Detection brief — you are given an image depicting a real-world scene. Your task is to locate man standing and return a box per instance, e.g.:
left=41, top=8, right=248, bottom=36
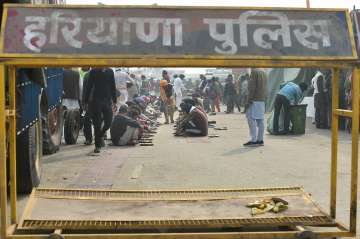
left=81, top=67, right=93, bottom=145
left=114, top=68, right=130, bottom=107
left=224, top=74, right=241, bottom=113
left=239, top=74, right=250, bottom=113
left=199, top=75, right=210, bottom=113
left=312, top=71, right=329, bottom=129
left=205, top=78, right=218, bottom=115
left=199, top=74, right=207, bottom=93
left=214, top=77, right=223, bottom=113
left=273, top=82, right=308, bottom=135
left=160, top=70, right=175, bottom=124
left=234, top=75, right=242, bottom=110
left=174, top=74, right=185, bottom=108
left=79, top=67, right=89, bottom=101
left=84, top=68, right=117, bottom=153
left=140, top=75, right=150, bottom=96
left=128, top=73, right=139, bottom=100
left=244, top=69, right=267, bottom=147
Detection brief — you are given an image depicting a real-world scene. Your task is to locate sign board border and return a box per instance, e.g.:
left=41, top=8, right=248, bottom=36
left=0, top=4, right=358, bottom=61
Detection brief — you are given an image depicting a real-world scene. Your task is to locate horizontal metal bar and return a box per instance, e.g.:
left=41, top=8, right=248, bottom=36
left=334, top=109, right=353, bottom=118
left=3, top=58, right=357, bottom=68
left=36, top=186, right=303, bottom=194
left=20, top=216, right=334, bottom=230
left=34, top=187, right=304, bottom=201
left=1, top=3, right=353, bottom=11
left=6, top=229, right=354, bottom=239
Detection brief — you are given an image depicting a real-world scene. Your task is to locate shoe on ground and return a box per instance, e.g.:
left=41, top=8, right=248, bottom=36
left=94, top=147, right=101, bottom=153
left=84, top=140, right=92, bottom=145
left=243, top=141, right=258, bottom=147
left=164, top=121, right=169, bottom=124
left=171, top=120, right=175, bottom=123
left=256, top=140, right=264, bottom=146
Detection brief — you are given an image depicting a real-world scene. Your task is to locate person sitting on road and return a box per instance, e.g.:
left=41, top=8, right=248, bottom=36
left=110, top=105, right=141, bottom=146
left=129, top=104, right=148, bottom=137
left=182, top=98, right=207, bottom=118
left=174, top=102, right=208, bottom=137
left=273, top=82, right=308, bottom=135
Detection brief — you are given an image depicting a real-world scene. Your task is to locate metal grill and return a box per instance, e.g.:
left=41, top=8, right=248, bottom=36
left=20, top=187, right=333, bottom=231
left=34, top=187, right=304, bottom=201
left=21, top=216, right=334, bottom=230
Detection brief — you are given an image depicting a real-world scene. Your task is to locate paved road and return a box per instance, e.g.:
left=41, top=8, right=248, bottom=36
left=13, top=112, right=360, bottom=235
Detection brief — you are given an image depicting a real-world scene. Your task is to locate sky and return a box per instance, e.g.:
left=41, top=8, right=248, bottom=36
left=66, top=0, right=358, bottom=9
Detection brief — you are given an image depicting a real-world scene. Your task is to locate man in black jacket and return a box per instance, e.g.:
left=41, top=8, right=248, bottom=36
left=84, top=68, right=117, bottom=153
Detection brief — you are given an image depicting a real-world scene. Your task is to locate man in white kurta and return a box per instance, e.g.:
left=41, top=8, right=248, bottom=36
left=114, top=69, right=130, bottom=107
left=174, top=74, right=185, bottom=108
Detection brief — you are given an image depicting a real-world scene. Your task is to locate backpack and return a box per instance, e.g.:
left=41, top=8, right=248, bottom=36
left=165, top=83, right=173, bottom=98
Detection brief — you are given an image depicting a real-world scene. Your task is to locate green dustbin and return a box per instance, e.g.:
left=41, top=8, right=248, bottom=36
left=289, top=104, right=307, bottom=135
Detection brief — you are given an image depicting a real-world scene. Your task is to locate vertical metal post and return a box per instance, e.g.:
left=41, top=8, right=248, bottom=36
left=9, top=66, right=17, bottom=224
left=0, top=64, right=8, bottom=239
left=306, top=0, right=311, bottom=8
left=330, top=68, right=339, bottom=219
left=350, top=67, right=359, bottom=233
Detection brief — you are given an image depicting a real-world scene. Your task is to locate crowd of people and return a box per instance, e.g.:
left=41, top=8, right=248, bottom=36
left=80, top=67, right=160, bottom=153
left=197, top=73, right=250, bottom=115
left=78, top=67, right=315, bottom=153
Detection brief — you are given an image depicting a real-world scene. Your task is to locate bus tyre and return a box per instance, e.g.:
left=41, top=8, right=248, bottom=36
left=64, top=109, right=80, bottom=145
left=16, top=120, right=42, bottom=194
left=42, top=105, right=63, bottom=155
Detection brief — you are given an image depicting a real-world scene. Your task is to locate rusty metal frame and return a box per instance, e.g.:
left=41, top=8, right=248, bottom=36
left=0, top=3, right=359, bottom=239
